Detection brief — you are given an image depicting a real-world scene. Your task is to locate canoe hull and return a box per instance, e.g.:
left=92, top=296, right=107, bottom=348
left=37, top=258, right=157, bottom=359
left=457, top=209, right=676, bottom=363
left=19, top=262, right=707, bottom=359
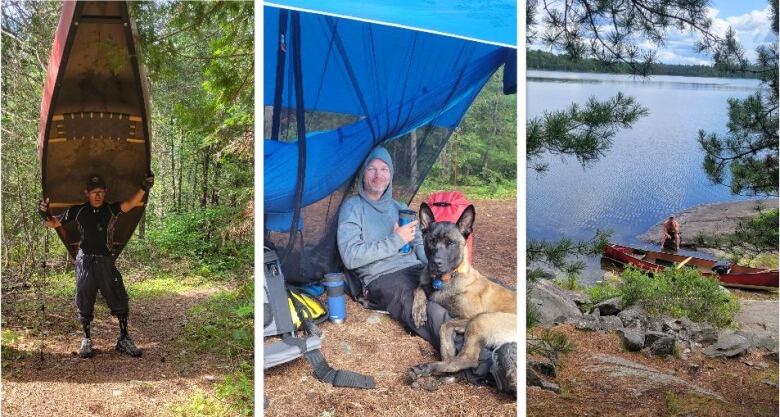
left=603, top=244, right=779, bottom=291
left=38, top=1, right=151, bottom=258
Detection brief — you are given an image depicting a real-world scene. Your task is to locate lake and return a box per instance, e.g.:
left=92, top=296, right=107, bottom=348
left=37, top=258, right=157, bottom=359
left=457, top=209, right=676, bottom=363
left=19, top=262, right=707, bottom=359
left=526, top=70, right=763, bottom=283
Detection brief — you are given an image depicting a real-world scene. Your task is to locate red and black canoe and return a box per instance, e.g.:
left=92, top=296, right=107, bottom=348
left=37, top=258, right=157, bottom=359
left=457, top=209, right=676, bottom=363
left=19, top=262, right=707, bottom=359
left=603, top=244, right=779, bottom=291
left=38, top=1, right=151, bottom=258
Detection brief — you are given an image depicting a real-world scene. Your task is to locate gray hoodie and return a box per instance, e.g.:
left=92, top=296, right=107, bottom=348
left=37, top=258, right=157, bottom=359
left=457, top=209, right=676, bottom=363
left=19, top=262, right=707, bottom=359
left=337, top=147, right=427, bottom=287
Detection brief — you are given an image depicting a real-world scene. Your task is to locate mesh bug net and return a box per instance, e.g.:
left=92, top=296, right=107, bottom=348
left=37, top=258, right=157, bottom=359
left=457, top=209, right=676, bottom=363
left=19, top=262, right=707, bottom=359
left=263, top=3, right=516, bottom=284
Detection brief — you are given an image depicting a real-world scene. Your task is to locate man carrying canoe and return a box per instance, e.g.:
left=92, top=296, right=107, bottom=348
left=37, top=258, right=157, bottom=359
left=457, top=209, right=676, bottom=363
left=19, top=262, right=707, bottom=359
left=38, top=174, right=153, bottom=358
left=660, top=215, right=681, bottom=251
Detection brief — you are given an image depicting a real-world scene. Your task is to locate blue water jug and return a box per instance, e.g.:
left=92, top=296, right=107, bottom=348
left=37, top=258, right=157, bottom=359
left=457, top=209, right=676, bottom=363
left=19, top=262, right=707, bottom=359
left=398, top=209, right=416, bottom=253
left=323, top=273, right=347, bottom=324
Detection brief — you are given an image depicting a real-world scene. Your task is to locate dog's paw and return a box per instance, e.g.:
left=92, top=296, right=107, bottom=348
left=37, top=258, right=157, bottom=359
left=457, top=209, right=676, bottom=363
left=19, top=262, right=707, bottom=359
left=407, top=364, right=432, bottom=383
left=411, top=289, right=427, bottom=328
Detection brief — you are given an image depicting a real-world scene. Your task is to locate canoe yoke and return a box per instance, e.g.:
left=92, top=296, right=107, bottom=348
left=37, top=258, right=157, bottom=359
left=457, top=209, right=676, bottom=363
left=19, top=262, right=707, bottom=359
left=48, top=112, right=144, bottom=144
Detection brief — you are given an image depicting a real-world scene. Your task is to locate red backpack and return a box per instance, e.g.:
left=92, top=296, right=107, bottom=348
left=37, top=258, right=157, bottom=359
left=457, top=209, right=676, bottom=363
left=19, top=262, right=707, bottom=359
left=425, top=191, right=474, bottom=263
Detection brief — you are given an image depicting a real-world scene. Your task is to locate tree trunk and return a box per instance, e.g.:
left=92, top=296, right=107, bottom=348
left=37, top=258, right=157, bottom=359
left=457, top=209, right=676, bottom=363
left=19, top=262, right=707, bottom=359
left=211, top=159, right=221, bottom=205
left=410, top=129, right=418, bottom=186
left=177, top=144, right=184, bottom=211
left=169, top=127, right=176, bottom=213
left=200, top=146, right=210, bottom=208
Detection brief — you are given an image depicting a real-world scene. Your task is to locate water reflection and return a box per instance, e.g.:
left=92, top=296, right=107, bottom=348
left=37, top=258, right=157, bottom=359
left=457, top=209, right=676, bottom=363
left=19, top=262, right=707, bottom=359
left=527, top=71, right=762, bottom=284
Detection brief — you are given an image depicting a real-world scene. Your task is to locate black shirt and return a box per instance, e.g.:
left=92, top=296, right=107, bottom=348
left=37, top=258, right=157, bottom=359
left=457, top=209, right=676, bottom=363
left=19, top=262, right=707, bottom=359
left=59, top=202, right=124, bottom=255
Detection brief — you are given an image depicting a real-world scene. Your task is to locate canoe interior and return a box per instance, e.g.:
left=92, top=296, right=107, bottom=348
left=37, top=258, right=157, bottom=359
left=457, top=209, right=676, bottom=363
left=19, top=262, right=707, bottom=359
left=604, top=245, right=778, bottom=290
left=41, top=1, right=151, bottom=258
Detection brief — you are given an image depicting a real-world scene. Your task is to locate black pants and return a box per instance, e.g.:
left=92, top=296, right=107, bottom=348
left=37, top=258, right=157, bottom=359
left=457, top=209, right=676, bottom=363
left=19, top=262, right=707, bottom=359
left=75, top=251, right=129, bottom=324
left=366, top=265, right=451, bottom=351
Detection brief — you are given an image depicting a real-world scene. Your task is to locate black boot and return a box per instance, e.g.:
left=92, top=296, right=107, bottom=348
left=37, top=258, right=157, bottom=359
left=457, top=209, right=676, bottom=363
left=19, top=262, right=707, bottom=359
left=115, top=314, right=141, bottom=357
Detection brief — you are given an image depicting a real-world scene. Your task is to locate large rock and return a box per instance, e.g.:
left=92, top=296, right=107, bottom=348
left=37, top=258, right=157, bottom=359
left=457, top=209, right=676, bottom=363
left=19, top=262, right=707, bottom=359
left=686, top=322, right=718, bottom=345
left=582, top=354, right=724, bottom=400
left=704, top=332, right=750, bottom=358
left=599, top=316, right=624, bottom=332
left=526, top=367, right=560, bottom=394
left=644, top=331, right=669, bottom=348
left=735, top=300, right=779, bottom=350
left=529, top=280, right=583, bottom=325
left=617, top=305, right=649, bottom=329
left=649, top=335, right=676, bottom=356
left=528, top=358, right=556, bottom=378
left=618, top=328, right=645, bottom=352
left=637, top=199, right=779, bottom=246
left=569, top=314, right=600, bottom=331
left=593, top=297, right=623, bottom=316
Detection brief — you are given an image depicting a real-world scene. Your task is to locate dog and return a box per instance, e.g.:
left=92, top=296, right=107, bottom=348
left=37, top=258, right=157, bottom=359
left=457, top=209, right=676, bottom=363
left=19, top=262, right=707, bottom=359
left=409, top=202, right=516, bottom=383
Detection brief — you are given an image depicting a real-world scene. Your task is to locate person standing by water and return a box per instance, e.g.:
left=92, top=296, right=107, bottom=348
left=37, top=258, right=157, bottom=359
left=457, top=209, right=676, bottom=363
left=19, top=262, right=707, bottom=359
left=660, top=215, right=681, bottom=251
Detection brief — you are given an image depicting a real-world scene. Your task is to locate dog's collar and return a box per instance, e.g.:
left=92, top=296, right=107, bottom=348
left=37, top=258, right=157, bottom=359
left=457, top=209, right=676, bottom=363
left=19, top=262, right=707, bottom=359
left=439, top=271, right=456, bottom=283
left=432, top=271, right=457, bottom=290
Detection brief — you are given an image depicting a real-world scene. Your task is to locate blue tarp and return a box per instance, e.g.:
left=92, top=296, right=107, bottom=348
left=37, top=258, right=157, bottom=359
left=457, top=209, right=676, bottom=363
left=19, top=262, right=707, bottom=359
left=264, top=3, right=516, bottom=232
left=264, top=0, right=517, bottom=47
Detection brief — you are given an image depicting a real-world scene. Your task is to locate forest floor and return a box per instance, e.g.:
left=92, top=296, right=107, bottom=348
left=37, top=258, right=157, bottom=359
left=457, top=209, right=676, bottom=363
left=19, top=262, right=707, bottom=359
left=526, top=321, right=779, bottom=417
left=1, top=254, right=252, bottom=417
left=264, top=198, right=518, bottom=417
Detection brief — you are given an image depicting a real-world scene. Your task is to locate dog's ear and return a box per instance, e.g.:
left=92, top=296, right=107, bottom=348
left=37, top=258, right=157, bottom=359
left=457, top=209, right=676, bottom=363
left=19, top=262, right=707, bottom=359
left=456, top=204, right=475, bottom=238
left=419, top=202, right=435, bottom=233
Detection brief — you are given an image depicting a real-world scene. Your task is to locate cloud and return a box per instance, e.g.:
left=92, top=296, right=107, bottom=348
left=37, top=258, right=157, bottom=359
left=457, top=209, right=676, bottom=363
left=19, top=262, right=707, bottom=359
left=529, top=5, right=777, bottom=66
left=657, top=5, right=775, bottom=64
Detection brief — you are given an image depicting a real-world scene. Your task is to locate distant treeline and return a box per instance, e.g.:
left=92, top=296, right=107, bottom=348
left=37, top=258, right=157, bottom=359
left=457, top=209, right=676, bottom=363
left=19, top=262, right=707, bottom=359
left=527, top=50, right=761, bottom=79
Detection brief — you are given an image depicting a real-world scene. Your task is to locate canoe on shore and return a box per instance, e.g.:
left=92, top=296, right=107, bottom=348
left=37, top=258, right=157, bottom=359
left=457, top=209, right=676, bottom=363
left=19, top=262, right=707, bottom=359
left=603, top=244, right=779, bottom=291
left=38, top=1, right=151, bottom=258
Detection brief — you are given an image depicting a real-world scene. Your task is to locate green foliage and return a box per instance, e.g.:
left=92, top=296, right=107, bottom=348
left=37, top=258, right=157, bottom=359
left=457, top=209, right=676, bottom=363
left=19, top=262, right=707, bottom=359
left=553, top=273, right=584, bottom=292
left=169, top=389, right=237, bottom=417
left=127, top=274, right=208, bottom=299
left=428, top=70, right=516, bottom=187
left=527, top=328, right=576, bottom=366
left=698, top=7, right=778, bottom=196
left=665, top=390, right=681, bottom=416
left=620, top=267, right=740, bottom=328
left=418, top=179, right=517, bottom=200
left=214, top=363, right=253, bottom=417
left=179, top=284, right=253, bottom=361
left=527, top=93, right=648, bottom=172
left=692, top=208, right=778, bottom=264
left=147, top=208, right=252, bottom=275
left=586, top=280, right=622, bottom=305
left=527, top=230, right=611, bottom=282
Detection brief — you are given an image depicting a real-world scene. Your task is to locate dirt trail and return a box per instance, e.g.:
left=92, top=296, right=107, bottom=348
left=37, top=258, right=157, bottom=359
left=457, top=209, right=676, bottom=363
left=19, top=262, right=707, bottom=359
left=265, top=199, right=517, bottom=417
left=2, top=285, right=234, bottom=417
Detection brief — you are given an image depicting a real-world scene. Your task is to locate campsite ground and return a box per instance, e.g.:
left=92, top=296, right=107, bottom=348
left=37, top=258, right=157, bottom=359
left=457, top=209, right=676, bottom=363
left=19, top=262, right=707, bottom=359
left=264, top=198, right=518, bottom=417
left=526, top=323, right=779, bottom=417
left=1, top=253, right=253, bottom=417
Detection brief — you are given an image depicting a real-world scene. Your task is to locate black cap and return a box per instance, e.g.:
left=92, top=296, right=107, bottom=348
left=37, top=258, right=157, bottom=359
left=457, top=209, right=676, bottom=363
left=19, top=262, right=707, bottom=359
left=86, top=175, right=106, bottom=191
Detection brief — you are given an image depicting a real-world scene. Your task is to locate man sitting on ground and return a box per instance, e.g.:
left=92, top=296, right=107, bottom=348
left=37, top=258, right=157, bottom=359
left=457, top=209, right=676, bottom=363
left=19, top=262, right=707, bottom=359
left=337, top=146, right=516, bottom=393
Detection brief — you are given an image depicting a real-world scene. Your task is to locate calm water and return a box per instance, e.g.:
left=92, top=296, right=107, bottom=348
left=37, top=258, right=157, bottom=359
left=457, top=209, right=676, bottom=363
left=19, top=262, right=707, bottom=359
left=527, top=70, right=762, bottom=282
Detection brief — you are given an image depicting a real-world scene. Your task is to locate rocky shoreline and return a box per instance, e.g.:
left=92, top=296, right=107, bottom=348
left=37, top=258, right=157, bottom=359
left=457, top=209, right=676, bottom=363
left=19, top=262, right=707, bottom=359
left=637, top=199, right=778, bottom=247
left=528, top=279, right=779, bottom=396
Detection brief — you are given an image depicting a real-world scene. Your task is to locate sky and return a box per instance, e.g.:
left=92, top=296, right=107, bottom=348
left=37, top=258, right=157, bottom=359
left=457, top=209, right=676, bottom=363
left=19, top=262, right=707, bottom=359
left=530, top=0, right=776, bottom=65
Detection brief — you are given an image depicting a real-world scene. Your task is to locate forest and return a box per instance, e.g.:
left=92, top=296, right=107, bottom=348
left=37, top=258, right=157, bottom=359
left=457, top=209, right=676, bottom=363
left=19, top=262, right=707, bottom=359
left=2, top=2, right=253, bottom=416
left=528, top=49, right=761, bottom=79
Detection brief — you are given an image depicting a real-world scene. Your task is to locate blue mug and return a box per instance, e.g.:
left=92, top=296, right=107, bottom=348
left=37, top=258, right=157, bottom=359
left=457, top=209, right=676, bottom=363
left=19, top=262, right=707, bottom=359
left=398, top=209, right=416, bottom=253
left=323, top=273, right=346, bottom=324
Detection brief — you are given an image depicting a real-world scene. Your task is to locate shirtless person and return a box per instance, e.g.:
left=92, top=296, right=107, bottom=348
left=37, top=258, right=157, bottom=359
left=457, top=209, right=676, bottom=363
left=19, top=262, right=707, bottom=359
left=660, top=215, right=681, bottom=251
